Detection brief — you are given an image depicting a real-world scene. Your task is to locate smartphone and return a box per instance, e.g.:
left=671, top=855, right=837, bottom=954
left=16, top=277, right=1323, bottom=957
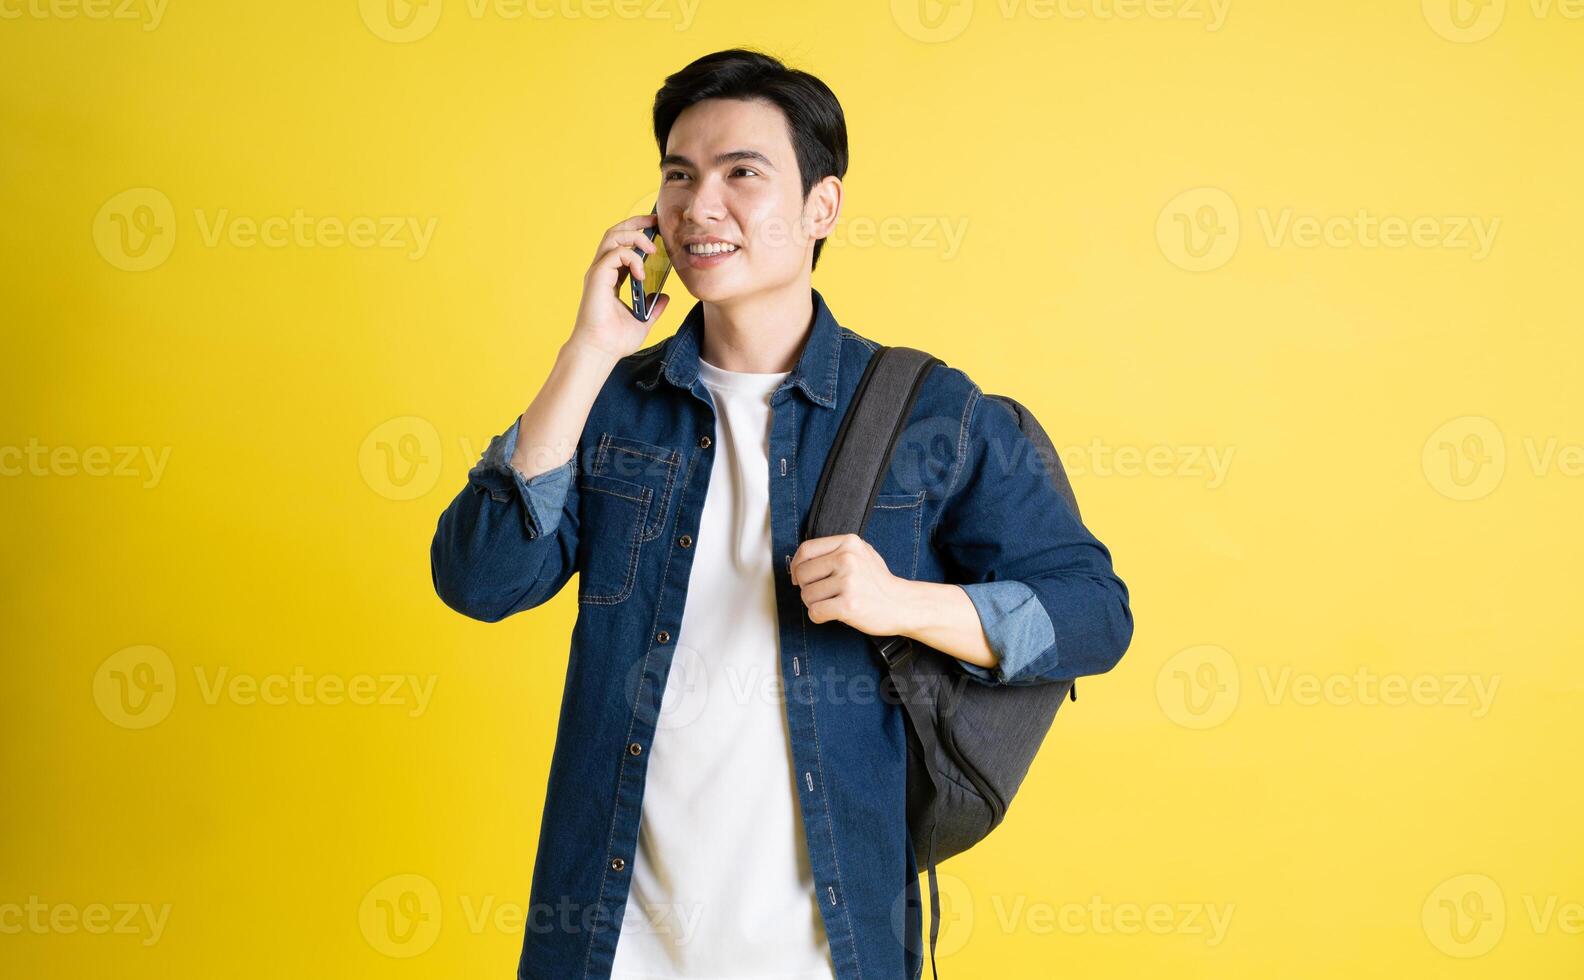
left=616, top=205, right=672, bottom=321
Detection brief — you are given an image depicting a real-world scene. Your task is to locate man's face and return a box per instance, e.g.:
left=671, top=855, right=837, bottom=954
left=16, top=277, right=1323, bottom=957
left=657, top=97, right=826, bottom=303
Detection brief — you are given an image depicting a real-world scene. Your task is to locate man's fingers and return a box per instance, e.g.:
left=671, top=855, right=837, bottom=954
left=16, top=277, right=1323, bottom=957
left=791, top=534, right=851, bottom=570
left=790, top=538, right=865, bottom=587
left=798, top=576, right=842, bottom=606
left=790, top=536, right=844, bottom=585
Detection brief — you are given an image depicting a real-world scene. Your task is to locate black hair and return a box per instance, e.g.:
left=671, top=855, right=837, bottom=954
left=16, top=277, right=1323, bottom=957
left=653, top=48, right=848, bottom=271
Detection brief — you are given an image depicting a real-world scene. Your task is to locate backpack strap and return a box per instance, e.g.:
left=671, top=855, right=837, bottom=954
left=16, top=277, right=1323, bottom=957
left=804, top=345, right=942, bottom=544
left=804, top=344, right=950, bottom=978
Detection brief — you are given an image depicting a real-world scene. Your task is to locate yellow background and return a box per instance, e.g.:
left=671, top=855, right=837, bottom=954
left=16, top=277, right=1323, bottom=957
left=3, top=1, right=1580, bottom=976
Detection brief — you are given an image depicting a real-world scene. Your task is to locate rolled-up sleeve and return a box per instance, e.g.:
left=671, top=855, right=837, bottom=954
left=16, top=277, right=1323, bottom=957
left=933, top=388, right=1133, bottom=686
left=430, top=416, right=582, bottom=622
left=953, top=580, right=1056, bottom=684
left=474, top=417, right=574, bottom=539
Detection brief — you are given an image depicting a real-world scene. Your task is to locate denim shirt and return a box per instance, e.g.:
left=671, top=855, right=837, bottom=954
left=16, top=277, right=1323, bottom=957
left=429, top=287, right=1133, bottom=980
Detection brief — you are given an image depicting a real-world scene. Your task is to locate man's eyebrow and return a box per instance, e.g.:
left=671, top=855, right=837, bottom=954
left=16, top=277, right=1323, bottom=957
left=659, top=150, right=776, bottom=171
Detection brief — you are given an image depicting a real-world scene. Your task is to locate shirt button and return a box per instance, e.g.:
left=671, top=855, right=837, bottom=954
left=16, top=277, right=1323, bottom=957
left=628, top=742, right=643, bottom=756
left=656, top=630, right=671, bottom=644
left=678, top=534, right=692, bottom=548
left=698, top=435, right=711, bottom=449
left=610, top=857, right=625, bottom=871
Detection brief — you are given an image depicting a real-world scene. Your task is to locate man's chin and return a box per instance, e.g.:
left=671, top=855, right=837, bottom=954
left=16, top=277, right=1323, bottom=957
left=678, top=272, right=746, bottom=305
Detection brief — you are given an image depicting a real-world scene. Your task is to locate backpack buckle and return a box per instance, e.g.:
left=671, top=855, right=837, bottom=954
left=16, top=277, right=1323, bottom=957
left=875, top=635, right=914, bottom=670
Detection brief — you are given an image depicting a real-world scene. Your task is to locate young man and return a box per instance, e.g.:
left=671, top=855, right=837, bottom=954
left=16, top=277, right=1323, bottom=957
left=431, top=48, right=1132, bottom=980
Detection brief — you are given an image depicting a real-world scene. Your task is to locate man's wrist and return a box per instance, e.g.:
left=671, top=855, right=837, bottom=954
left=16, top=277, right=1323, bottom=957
left=896, top=580, right=1000, bottom=671
left=895, top=579, right=947, bottom=641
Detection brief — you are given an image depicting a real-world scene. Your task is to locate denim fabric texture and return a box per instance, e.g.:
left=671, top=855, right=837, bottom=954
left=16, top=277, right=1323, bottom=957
left=430, top=287, right=1133, bottom=979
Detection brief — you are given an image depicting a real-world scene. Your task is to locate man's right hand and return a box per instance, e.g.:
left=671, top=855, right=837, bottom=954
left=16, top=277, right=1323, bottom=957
left=569, top=212, right=672, bottom=362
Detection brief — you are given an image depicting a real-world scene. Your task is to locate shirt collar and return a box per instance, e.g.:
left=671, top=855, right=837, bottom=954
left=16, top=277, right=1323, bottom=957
left=635, top=287, right=842, bottom=409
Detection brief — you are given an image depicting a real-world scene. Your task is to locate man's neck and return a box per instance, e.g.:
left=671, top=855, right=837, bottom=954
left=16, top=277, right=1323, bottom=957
left=698, top=278, right=814, bottom=374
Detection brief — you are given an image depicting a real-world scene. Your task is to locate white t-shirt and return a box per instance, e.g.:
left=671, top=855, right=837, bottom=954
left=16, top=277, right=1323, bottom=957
left=610, top=356, right=837, bottom=980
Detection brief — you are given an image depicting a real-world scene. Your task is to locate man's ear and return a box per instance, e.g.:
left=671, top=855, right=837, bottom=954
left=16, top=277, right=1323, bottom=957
left=804, top=175, right=843, bottom=243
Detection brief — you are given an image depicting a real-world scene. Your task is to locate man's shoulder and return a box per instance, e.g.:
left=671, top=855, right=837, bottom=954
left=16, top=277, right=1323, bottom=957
left=836, top=323, right=980, bottom=407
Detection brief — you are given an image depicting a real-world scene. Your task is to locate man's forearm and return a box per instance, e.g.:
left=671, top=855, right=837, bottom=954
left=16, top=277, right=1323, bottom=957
left=509, top=340, right=619, bottom=480
left=895, top=580, right=1001, bottom=670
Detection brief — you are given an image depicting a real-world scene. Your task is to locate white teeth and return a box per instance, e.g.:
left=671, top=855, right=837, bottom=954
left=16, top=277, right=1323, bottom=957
left=687, top=242, right=738, bottom=255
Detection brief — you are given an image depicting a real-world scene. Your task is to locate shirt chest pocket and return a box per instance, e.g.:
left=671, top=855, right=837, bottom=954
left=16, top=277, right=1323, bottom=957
left=575, top=433, right=681, bottom=606
left=862, top=490, right=926, bottom=580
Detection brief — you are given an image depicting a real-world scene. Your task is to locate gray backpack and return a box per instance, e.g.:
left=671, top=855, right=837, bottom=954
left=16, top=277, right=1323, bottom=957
left=805, top=346, right=1080, bottom=979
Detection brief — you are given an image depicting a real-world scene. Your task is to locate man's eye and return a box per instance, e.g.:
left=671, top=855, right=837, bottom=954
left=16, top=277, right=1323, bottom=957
left=732, top=167, right=759, bottom=177
left=663, top=170, right=689, bottom=181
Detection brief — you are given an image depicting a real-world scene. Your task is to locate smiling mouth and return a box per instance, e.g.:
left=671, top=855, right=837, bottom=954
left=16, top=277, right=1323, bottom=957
left=685, top=242, right=740, bottom=257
